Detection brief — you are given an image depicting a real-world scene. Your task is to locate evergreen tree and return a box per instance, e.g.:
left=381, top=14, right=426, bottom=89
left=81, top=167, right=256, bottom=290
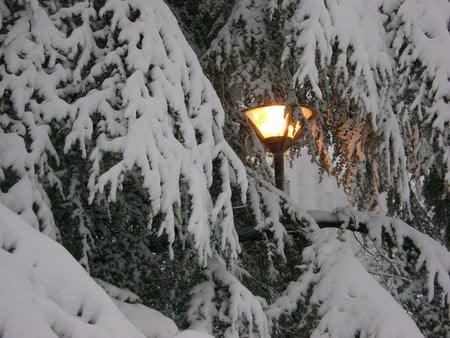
left=1, top=0, right=450, bottom=337
left=184, top=0, right=449, bottom=235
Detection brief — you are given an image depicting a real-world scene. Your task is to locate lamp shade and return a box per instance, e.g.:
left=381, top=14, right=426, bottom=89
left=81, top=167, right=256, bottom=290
left=244, top=105, right=298, bottom=139
left=244, top=104, right=317, bottom=153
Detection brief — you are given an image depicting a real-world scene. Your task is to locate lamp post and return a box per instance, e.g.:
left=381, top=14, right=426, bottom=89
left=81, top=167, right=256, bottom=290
left=244, top=104, right=318, bottom=191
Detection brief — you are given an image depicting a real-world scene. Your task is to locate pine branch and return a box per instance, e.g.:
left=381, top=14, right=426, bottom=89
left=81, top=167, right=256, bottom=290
left=237, top=209, right=368, bottom=242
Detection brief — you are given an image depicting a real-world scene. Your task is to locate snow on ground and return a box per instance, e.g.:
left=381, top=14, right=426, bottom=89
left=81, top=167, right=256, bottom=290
left=0, top=202, right=209, bottom=338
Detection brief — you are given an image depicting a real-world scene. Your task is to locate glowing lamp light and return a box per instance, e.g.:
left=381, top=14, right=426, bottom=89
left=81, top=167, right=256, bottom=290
left=245, top=105, right=298, bottom=139
left=244, top=104, right=316, bottom=153
left=244, top=103, right=318, bottom=191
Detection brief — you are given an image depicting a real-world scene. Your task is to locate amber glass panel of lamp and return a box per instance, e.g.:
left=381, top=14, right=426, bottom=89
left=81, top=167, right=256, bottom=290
left=244, top=103, right=318, bottom=192
left=244, top=105, right=300, bottom=139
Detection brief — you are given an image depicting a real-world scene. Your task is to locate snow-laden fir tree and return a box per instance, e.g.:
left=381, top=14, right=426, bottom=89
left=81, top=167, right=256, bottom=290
left=1, top=0, right=450, bottom=337
left=187, top=0, right=450, bottom=240
left=0, top=0, right=250, bottom=328
left=169, top=0, right=450, bottom=335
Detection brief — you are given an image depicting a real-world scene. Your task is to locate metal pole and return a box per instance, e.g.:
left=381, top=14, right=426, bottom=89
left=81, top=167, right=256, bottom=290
left=273, top=150, right=284, bottom=191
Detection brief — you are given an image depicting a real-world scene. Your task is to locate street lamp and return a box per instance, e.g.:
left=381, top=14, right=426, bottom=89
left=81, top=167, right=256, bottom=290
left=244, top=104, right=319, bottom=191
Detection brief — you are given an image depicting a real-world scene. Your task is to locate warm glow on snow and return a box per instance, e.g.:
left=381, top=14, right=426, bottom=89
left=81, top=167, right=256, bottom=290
left=245, top=105, right=300, bottom=139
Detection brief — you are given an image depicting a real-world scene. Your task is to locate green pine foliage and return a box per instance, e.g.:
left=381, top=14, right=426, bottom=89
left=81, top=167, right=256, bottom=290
left=1, top=0, right=449, bottom=336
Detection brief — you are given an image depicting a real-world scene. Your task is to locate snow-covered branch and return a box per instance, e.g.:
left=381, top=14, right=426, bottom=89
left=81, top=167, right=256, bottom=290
left=268, top=229, right=423, bottom=337
left=208, top=254, right=270, bottom=337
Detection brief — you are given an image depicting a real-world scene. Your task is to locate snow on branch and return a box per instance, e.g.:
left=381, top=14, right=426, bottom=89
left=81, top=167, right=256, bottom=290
left=236, top=199, right=449, bottom=336
left=334, top=207, right=450, bottom=305
left=0, top=200, right=206, bottom=337
left=1, top=0, right=248, bottom=265
left=304, top=207, right=450, bottom=306
left=244, top=170, right=318, bottom=259
left=286, top=0, right=393, bottom=119
left=267, top=229, right=423, bottom=337
left=96, top=0, right=246, bottom=264
left=383, top=0, right=450, bottom=185
left=0, top=0, right=68, bottom=239
left=284, top=0, right=332, bottom=100
left=208, top=254, right=270, bottom=337
left=187, top=280, right=217, bottom=334
left=204, top=0, right=283, bottom=103
left=95, top=277, right=181, bottom=337
left=208, top=0, right=267, bottom=60
left=0, top=202, right=144, bottom=337
left=387, top=0, right=450, bottom=124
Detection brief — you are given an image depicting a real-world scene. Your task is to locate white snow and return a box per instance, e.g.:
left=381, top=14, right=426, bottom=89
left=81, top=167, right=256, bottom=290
left=0, top=202, right=144, bottom=337
left=186, top=280, right=217, bottom=334
left=207, top=0, right=450, bottom=207
left=0, top=130, right=58, bottom=239
left=0, top=201, right=216, bottom=338
left=340, top=209, right=450, bottom=303
left=286, top=148, right=348, bottom=211
left=0, top=0, right=248, bottom=265
left=114, top=300, right=179, bottom=338
left=83, top=0, right=248, bottom=264
left=1, top=0, right=449, bottom=337
left=208, top=254, right=270, bottom=337
left=269, top=229, right=424, bottom=338
left=175, top=330, right=214, bottom=338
